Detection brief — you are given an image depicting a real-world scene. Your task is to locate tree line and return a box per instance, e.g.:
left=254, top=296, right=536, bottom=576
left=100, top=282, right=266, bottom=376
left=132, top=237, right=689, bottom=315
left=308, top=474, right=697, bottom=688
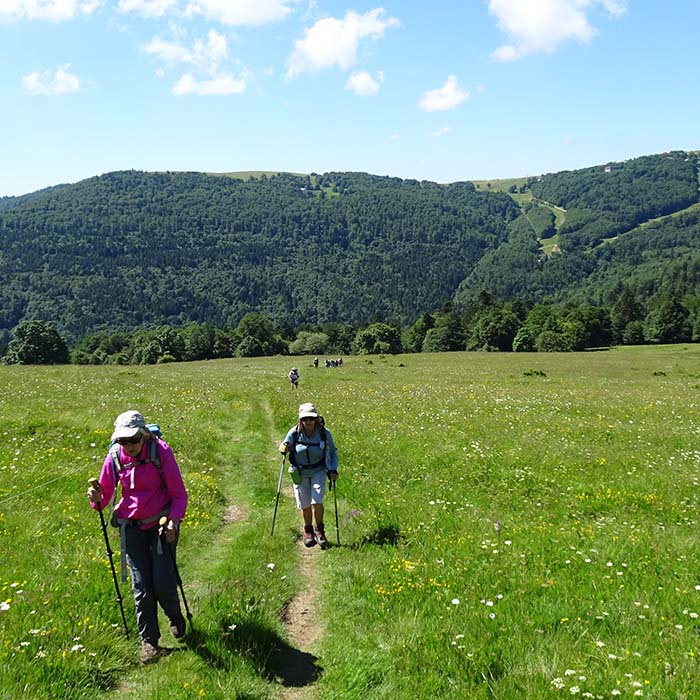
left=3, top=285, right=697, bottom=365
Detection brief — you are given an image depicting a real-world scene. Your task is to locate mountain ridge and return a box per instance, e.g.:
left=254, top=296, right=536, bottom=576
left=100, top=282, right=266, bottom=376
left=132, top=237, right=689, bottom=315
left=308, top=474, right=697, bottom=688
left=1, top=151, right=698, bottom=342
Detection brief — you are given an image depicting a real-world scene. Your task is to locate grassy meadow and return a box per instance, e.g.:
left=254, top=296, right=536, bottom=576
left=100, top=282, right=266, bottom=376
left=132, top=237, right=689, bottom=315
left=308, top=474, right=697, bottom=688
left=2, top=346, right=700, bottom=699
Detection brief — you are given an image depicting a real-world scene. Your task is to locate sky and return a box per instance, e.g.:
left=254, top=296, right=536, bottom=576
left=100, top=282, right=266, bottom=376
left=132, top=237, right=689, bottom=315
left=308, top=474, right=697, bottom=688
left=0, top=0, right=698, bottom=197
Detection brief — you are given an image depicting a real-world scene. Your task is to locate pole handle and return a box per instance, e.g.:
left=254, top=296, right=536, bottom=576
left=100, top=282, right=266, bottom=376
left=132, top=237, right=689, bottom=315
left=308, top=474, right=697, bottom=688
left=88, top=478, right=103, bottom=510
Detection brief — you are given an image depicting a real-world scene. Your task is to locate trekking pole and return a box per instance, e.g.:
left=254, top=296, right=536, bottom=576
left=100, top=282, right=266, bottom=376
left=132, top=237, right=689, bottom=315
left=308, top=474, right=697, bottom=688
left=330, top=477, right=340, bottom=546
left=270, top=454, right=286, bottom=536
left=158, top=517, right=193, bottom=629
left=88, top=479, right=129, bottom=639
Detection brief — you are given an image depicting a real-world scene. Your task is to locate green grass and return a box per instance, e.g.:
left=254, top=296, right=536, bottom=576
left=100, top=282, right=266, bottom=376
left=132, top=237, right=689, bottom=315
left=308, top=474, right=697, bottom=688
left=470, top=177, right=531, bottom=193
left=534, top=198, right=567, bottom=229
left=3, top=347, right=700, bottom=699
left=209, top=170, right=307, bottom=180
left=539, top=232, right=561, bottom=256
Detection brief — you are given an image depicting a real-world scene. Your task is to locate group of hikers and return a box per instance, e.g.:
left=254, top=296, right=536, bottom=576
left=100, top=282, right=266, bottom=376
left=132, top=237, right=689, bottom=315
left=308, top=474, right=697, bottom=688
left=86, top=399, right=339, bottom=664
left=288, top=359, right=344, bottom=388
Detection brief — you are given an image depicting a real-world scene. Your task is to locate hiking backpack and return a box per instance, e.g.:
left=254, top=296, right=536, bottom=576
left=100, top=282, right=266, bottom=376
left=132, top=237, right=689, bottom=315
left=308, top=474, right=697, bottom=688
left=108, top=423, right=165, bottom=511
left=288, top=416, right=327, bottom=468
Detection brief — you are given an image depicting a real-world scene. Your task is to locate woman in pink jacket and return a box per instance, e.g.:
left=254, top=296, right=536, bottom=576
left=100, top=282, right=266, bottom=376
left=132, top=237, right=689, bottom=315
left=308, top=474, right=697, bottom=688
left=87, top=410, right=188, bottom=664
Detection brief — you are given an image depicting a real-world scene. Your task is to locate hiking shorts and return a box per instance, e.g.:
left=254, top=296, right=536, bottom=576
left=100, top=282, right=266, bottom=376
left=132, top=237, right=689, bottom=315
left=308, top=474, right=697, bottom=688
left=293, top=468, right=326, bottom=509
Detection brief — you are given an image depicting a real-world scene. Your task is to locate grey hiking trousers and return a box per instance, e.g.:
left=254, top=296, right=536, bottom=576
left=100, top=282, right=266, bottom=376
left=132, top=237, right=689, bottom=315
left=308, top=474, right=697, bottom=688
left=124, top=523, right=182, bottom=644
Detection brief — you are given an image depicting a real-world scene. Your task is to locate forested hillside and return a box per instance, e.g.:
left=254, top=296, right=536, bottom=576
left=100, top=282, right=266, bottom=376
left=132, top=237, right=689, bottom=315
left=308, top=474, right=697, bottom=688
left=454, top=151, right=700, bottom=306
left=0, top=170, right=518, bottom=341
left=0, top=151, right=698, bottom=346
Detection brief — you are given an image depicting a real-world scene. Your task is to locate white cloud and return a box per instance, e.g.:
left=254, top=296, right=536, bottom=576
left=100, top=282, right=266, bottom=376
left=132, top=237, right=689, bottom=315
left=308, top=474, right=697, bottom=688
left=185, top=0, right=292, bottom=26
left=22, top=64, right=80, bottom=95
left=287, top=8, right=399, bottom=77
left=430, top=126, right=451, bottom=137
left=488, top=0, right=629, bottom=62
left=345, top=70, right=382, bottom=96
left=80, top=0, right=101, bottom=14
left=143, top=35, right=191, bottom=63
left=418, top=75, right=469, bottom=112
left=145, top=29, right=245, bottom=96
left=600, top=0, right=627, bottom=17
left=117, top=0, right=176, bottom=18
left=172, top=72, right=246, bottom=95
left=143, top=29, right=228, bottom=73
left=0, top=0, right=94, bottom=21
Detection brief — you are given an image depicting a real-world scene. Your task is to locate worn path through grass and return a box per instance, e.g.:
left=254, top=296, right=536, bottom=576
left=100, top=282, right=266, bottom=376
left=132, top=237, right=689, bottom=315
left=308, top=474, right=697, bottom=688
left=98, top=382, right=327, bottom=700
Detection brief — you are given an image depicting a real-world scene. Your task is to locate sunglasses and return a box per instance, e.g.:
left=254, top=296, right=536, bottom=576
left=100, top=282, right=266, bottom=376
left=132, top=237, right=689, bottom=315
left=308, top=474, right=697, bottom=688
left=117, top=434, right=143, bottom=446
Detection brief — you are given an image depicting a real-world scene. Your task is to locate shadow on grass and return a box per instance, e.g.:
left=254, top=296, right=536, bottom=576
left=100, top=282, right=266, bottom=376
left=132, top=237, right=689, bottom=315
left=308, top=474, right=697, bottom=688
left=185, top=619, right=322, bottom=688
left=359, top=524, right=402, bottom=547
left=335, top=509, right=402, bottom=548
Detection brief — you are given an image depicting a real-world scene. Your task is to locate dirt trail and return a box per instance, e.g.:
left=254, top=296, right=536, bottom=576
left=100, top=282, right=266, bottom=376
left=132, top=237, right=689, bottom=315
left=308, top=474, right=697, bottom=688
left=268, top=415, right=325, bottom=697
left=272, top=483, right=325, bottom=699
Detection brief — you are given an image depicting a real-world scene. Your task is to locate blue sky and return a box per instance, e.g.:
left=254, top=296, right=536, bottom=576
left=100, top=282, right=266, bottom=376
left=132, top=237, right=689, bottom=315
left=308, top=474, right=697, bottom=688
left=1, top=0, right=698, bottom=196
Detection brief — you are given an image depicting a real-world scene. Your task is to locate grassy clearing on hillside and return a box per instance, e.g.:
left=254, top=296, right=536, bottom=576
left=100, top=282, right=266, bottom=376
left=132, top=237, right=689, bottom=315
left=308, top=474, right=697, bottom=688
left=539, top=233, right=561, bottom=256
left=597, top=203, right=700, bottom=248
left=2, top=347, right=700, bottom=699
left=470, top=177, right=531, bottom=193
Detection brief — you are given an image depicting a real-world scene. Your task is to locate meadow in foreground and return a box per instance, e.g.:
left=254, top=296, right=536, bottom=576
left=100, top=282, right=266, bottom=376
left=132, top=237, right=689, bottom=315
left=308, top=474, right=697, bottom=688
left=1, top=345, right=699, bottom=699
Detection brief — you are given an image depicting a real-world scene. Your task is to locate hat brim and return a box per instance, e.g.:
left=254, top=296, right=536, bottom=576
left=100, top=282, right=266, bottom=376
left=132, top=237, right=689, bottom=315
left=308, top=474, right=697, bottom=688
left=111, top=426, right=142, bottom=441
left=299, top=412, right=318, bottom=419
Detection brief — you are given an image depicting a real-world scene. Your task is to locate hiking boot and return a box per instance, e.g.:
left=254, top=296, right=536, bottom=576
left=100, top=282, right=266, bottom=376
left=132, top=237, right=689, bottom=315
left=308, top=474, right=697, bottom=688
left=169, top=614, right=186, bottom=639
left=140, top=641, right=160, bottom=664
left=303, top=524, right=316, bottom=547
left=315, top=524, right=328, bottom=549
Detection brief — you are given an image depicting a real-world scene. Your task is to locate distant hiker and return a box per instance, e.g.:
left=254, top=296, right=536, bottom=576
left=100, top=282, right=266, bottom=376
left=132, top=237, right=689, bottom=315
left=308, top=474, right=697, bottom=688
left=288, top=367, right=299, bottom=389
left=279, top=402, right=338, bottom=548
left=86, top=410, right=188, bottom=664
left=313, top=357, right=319, bottom=368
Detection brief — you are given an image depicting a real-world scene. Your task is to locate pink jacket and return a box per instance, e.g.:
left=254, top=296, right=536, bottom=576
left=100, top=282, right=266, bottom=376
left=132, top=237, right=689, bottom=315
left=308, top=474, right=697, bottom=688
left=91, top=439, right=188, bottom=525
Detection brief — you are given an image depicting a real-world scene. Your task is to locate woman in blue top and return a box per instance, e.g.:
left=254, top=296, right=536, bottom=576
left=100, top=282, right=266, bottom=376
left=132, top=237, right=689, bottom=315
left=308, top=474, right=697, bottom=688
left=280, top=402, right=338, bottom=548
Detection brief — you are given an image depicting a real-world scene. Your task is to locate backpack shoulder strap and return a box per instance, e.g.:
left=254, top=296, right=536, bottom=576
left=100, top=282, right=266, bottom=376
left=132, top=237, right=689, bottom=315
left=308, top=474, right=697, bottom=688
left=109, top=443, right=122, bottom=475
left=108, top=444, right=122, bottom=512
left=147, top=439, right=166, bottom=492
left=147, top=439, right=161, bottom=470
left=288, top=427, right=301, bottom=466
left=109, top=440, right=164, bottom=490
